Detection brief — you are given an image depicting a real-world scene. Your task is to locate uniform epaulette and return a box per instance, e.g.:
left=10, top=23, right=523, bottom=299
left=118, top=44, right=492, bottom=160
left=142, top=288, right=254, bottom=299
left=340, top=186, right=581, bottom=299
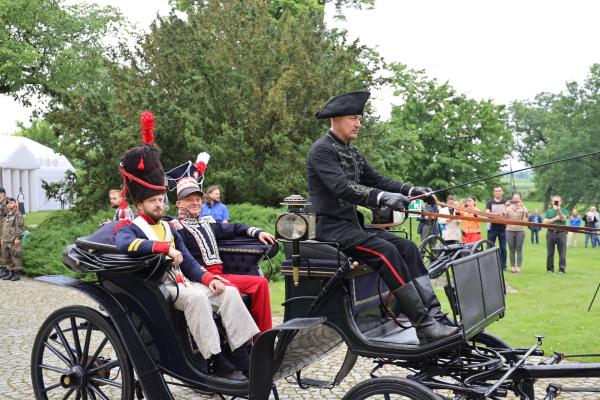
left=114, top=219, right=133, bottom=234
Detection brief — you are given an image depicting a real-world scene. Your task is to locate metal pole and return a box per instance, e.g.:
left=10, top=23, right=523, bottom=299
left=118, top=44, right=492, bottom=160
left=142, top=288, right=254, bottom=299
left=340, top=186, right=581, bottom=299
left=588, top=283, right=600, bottom=312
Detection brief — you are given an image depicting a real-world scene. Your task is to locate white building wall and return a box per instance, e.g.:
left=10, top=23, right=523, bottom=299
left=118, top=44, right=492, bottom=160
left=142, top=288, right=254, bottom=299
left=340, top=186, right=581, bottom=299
left=29, top=169, right=38, bottom=212
left=19, top=169, right=29, bottom=212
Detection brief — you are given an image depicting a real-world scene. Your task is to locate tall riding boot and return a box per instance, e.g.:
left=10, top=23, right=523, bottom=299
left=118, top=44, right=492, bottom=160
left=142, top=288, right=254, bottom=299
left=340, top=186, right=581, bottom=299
left=392, top=282, right=460, bottom=343
left=413, top=275, right=455, bottom=326
left=2, top=271, right=14, bottom=280
left=10, top=272, right=20, bottom=281
left=0, top=267, right=7, bottom=278
left=229, top=344, right=251, bottom=377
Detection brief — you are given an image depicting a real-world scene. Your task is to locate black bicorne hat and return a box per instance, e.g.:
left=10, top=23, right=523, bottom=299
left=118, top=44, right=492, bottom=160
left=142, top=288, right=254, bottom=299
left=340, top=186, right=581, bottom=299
left=165, top=153, right=210, bottom=201
left=118, top=112, right=166, bottom=205
left=315, top=91, right=371, bottom=119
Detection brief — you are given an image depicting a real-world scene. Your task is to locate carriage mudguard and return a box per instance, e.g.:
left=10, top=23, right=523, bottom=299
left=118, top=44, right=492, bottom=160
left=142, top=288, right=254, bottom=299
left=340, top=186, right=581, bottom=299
left=248, top=317, right=327, bottom=400
left=36, top=275, right=175, bottom=400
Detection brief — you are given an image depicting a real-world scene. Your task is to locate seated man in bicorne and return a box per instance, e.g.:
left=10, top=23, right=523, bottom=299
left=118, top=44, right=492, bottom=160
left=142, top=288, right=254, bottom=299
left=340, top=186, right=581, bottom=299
left=114, top=112, right=257, bottom=380
left=165, top=154, right=275, bottom=332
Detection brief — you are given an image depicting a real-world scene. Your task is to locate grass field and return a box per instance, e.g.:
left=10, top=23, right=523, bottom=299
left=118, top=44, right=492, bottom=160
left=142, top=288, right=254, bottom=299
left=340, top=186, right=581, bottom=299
left=24, top=210, right=56, bottom=228
left=269, top=199, right=600, bottom=358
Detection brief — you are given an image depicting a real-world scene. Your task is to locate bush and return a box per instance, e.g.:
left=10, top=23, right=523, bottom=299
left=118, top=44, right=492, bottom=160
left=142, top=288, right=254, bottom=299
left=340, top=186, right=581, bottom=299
left=22, top=209, right=112, bottom=278
left=227, top=203, right=286, bottom=280
left=22, top=204, right=287, bottom=280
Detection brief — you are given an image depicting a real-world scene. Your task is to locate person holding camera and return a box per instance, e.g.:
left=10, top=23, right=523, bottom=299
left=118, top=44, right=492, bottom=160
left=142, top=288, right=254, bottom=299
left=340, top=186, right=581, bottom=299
left=504, top=193, right=529, bottom=273
left=543, top=195, right=569, bottom=273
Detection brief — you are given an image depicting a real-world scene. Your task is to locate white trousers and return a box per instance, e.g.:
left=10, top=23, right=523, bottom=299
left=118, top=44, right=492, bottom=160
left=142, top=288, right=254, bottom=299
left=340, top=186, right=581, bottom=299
left=166, top=282, right=259, bottom=359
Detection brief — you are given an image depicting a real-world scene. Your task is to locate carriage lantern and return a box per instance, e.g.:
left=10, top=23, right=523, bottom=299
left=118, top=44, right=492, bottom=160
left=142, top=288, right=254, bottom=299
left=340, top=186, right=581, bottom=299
left=275, top=195, right=316, bottom=286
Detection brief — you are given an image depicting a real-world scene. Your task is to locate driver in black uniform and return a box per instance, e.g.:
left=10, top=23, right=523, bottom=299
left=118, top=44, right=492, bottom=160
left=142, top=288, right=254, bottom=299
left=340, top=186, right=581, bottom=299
left=306, top=91, right=459, bottom=343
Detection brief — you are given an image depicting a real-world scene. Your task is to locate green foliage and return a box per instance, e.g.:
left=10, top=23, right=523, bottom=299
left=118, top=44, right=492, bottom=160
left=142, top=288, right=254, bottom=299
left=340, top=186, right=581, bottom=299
left=228, top=203, right=286, bottom=279
left=14, top=119, right=60, bottom=152
left=0, top=0, right=123, bottom=104
left=41, top=169, right=77, bottom=206
left=22, top=209, right=111, bottom=278
left=45, top=0, right=384, bottom=213
left=509, top=64, right=600, bottom=209
left=376, top=64, right=513, bottom=201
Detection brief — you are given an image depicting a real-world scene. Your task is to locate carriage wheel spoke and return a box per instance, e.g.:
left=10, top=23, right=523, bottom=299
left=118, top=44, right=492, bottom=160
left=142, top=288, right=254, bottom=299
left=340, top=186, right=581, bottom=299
left=44, top=340, right=72, bottom=367
left=81, top=387, right=88, bottom=400
left=61, top=387, right=76, bottom=400
left=82, top=322, right=93, bottom=364
left=42, top=382, right=63, bottom=393
left=75, top=389, right=81, bottom=400
left=86, top=337, right=108, bottom=369
left=89, top=375, right=123, bottom=389
left=88, top=359, right=119, bottom=375
left=40, top=363, right=70, bottom=375
left=70, top=317, right=83, bottom=361
left=88, top=382, right=110, bottom=400
left=55, top=323, right=77, bottom=363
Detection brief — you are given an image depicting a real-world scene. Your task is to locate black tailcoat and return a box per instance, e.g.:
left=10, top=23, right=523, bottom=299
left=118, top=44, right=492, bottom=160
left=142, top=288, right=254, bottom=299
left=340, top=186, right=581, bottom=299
left=306, top=131, right=411, bottom=248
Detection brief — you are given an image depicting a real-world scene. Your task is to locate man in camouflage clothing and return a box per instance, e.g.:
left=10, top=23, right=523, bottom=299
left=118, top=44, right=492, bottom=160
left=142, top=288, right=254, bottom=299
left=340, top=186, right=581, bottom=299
left=1, top=198, right=24, bottom=281
left=0, top=188, right=8, bottom=277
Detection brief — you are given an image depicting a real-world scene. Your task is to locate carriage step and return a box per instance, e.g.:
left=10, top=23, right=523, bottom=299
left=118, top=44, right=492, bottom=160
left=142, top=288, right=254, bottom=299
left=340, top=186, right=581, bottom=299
left=297, top=377, right=332, bottom=389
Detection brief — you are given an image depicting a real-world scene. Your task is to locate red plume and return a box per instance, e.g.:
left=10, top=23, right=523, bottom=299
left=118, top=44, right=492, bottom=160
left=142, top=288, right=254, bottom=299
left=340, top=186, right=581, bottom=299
left=140, top=111, right=156, bottom=144
left=196, top=162, right=206, bottom=175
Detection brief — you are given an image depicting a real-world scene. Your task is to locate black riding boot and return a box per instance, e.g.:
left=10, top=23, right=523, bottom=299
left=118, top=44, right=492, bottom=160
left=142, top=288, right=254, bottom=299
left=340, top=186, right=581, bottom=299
left=10, top=272, right=20, bottom=281
left=392, top=282, right=460, bottom=343
left=0, top=268, right=7, bottom=278
left=229, top=344, right=251, bottom=377
left=2, top=271, right=14, bottom=280
left=413, top=275, right=455, bottom=326
left=211, top=353, right=246, bottom=381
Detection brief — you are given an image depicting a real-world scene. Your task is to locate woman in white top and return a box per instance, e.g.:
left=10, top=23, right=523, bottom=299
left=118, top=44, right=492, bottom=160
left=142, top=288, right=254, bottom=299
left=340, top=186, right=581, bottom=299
left=438, top=195, right=462, bottom=243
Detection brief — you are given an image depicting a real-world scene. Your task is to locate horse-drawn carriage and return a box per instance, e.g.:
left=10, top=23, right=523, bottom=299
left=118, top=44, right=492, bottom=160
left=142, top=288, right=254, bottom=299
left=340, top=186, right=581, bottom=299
left=31, top=197, right=600, bottom=399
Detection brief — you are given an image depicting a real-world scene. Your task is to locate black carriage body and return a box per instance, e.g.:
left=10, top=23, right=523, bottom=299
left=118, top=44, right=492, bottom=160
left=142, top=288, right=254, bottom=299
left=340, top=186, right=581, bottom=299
left=37, top=222, right=282, bottom=399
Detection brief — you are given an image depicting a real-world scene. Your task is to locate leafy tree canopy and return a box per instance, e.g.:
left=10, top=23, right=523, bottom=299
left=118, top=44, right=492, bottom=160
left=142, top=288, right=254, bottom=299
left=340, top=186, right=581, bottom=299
left=0, top=0, right=124, bottom=106
left=374, top=64, right=513, bottom=201
left=510, top=64, right=600, bottom=208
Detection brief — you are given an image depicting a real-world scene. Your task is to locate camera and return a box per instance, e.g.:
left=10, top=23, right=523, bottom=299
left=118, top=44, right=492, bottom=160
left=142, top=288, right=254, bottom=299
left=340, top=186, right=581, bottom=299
left=553, top=200, right=559, bottom=206
left=510, top=200, right=518, bottom=205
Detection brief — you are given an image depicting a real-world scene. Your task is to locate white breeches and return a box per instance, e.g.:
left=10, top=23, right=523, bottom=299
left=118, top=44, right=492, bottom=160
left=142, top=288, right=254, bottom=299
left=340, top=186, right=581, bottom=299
left=166, top=282, right=259, bottom=359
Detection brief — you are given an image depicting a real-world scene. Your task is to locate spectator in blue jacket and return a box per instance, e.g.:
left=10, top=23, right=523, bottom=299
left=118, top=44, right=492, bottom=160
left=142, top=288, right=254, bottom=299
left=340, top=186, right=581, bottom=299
left=201, top=185, right=230, bottom=223
left=528, top=208, right=542, bottom=244
left=567, top=208, right=582, bottom=248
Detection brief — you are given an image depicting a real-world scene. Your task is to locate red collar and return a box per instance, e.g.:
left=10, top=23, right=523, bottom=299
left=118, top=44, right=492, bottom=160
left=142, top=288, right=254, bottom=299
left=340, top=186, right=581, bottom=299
left=138, top=212, right=160, bottom=225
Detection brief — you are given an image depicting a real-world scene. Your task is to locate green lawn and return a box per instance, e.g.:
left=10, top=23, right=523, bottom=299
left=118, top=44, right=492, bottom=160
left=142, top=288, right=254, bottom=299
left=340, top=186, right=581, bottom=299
left=269, top=199, right=600, bottom=357
left=24, top=210, right=57, bottom=228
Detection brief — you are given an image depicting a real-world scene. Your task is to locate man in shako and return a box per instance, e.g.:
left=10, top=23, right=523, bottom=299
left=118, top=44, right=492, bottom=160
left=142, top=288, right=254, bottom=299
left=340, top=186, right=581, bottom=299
left=307, top=91, right=459, bottom=343
left=166, top=155, right=276, bottom=332
left=115, top=112, right=258, bottom=380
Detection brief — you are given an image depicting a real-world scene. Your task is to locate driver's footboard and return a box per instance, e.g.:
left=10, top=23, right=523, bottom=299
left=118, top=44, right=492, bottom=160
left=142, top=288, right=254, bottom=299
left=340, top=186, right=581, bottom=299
left=446, top=247, right=505, bottom=339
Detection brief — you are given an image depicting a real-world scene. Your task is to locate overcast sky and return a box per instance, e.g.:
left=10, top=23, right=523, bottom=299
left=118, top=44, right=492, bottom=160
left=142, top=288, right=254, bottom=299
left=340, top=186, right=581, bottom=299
left=2, top=0, right=599, bottom=133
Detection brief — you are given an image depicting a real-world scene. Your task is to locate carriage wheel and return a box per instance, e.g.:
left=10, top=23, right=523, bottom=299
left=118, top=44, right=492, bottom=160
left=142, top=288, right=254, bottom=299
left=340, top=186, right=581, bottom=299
left=418, top=235, right=446, bottom=267
left=341, top=377, right=441, bottom=400
left=31, top=306, right=134, bottom=400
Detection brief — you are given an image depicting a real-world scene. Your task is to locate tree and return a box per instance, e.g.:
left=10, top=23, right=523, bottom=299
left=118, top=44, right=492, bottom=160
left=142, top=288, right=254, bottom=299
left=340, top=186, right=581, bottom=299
left=14, top=119, right=60, bottom=153
left=45, top=0, right=385, bottom=212
left=0, top=0, right=123, bottom=105
left=376, top=64, right=513, bottom=201
left=516, top=65, right=600, bottom=209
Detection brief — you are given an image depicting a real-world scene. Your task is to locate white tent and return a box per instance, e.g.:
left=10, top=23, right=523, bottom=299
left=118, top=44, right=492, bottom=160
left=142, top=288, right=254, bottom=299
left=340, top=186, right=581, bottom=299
left=0, top=136, right=74, bottom=212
